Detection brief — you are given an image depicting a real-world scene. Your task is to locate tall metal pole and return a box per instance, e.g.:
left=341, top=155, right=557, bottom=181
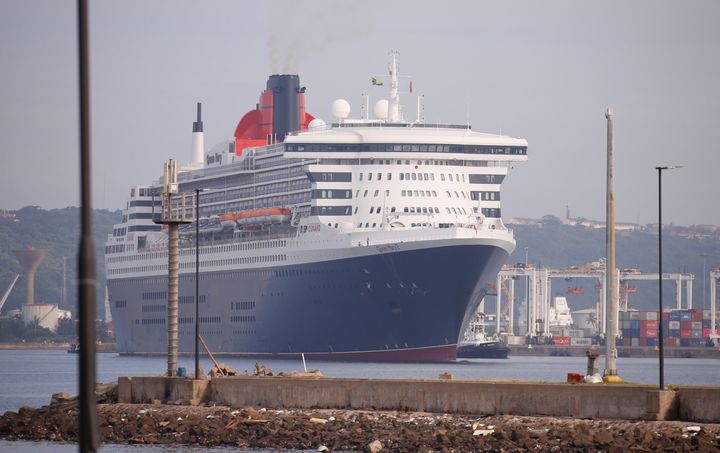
left=604, top=108, right=618, bottom=378
left=195, top=189, right=200, bottom=380
left=657, top=167, right=664, bottom=390
left=77, top=0, right=99, bottom=450
left=655, top=165, right=681, bottom=389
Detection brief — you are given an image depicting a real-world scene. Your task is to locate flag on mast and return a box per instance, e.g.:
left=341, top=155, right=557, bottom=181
left=371, top=77, right=383, bottom=86
left=410, top=80, right=413, bottom=94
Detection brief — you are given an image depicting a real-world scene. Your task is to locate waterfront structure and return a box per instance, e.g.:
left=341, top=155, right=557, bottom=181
left=104, top=54, right=528, bottom=361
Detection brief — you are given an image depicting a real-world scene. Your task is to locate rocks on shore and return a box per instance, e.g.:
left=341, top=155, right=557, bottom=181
left=2, top=386, right=719, bottom=452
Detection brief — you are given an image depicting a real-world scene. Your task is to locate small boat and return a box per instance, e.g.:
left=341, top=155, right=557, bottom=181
left=67, top=343, right=80, bottom=354
left=457, top=313, right=510, bottom=359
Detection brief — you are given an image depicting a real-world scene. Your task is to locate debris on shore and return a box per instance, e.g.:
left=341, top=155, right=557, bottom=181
left=1, top=382, right=718, bottom=451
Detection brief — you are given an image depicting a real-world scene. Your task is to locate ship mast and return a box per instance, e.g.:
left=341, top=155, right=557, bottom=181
left=388, top=51, right=400, bottom=122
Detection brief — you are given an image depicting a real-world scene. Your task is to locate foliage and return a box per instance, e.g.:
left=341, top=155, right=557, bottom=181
left=0, top=207, right=120, bottom=317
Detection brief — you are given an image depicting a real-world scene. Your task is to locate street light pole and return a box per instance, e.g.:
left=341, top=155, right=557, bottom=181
left=656, top=165, right=682, bottom=390
left=194, top=188, right=201, bottom=380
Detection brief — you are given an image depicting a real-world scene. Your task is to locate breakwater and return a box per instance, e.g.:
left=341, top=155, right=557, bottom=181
left=119, top=375, right=720, bottom=423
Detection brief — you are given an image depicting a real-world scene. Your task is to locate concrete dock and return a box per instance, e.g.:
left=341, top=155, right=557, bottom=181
left=118, top=375, right=720, bottom=423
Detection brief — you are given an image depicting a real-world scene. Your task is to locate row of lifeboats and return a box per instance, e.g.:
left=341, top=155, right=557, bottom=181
left=176, top=207, right=292, bottom=234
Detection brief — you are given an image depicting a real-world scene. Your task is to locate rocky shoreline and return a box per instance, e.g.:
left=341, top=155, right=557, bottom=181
left=1, top=384, right=719, bottom=452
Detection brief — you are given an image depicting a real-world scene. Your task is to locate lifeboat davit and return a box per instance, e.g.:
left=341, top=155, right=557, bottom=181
left=236, top=207, right=292, bottom=226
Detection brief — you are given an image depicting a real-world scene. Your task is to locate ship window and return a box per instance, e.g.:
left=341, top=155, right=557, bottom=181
left=412, top=190, right=417, bottom=197
left=377, top=173, right=382, bottom=180
left=448, top=174, right=453, bottom=181
left=334, top=223, right=338, bottom=228
left=372, top=223, right=377, bottom=227
left=368, top=173, right=373, bottom=181
left=424, top=173, right=429, bottom=180
left=387, top=173, right=391, bottom=180
left=404, top=207, right=409, bottom=212
left=419, top=191, right=424, bottom=197
left=393, top=145, right=402, bottom=151
left=446, top=208, right=451, bottom=213
left=374, top=190, right=379, bottom=197
left=391, top=207, right=396, bottom=212
left=369, top=207, right=374, bottom=214
left=454, top=191, right=459, bottom=198
left=359, top=173, right=363, bottom=181
left=411, top=174, right=417, bottom=181
left=425, top=191, right=430, bottom=197
left=401, top=190, right=406, bottom=196
left=354, top=206, right=358, bottom=214
left=363, top=190, right=368, bottom=197
left=422, top=208, right=427, bottom=213
left=434, top=207, right=440, bottom=213
left=365, top=223, right=369, bottom=227
left=440, top=174, right=445, bottom=181
left=355, top=190, right=359, bottom=197
left=432, top=190, right=437, bottom=196
left=462, top=174, right=466, bottom=182
left=430, top=174, right=435, bottom=181
left=410, top=207, right=416, bottom=213
left=358, top=223, right=362, bottom=227
left=399, top=173, right=404, bottom=181
left=461, top=192, right=466, bottom=199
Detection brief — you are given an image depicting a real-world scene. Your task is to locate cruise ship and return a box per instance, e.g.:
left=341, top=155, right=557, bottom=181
left=104, top=54, right=528, bottom=362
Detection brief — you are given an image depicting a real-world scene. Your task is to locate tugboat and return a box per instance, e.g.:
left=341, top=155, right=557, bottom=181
left=457, top=313, right=510, bottom=359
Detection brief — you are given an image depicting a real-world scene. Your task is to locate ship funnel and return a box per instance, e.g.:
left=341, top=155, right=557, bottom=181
left=12, top=247, right=48, bottom=306
left=266, top=74, right=301, bottom=142
left=192, top=102, right=204, bottom=166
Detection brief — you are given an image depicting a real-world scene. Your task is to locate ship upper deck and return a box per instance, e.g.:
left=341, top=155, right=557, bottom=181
left=284, top=123, right=527, bottom=161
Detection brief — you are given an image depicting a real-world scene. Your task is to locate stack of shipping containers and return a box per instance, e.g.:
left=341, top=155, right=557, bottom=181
left=620, top=309, right=719, bottom=347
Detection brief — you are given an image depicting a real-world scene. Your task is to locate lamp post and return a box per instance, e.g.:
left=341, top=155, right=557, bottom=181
left=656, top=165, right=681, bottom=390
left=194, top=188, right=207, bottom=380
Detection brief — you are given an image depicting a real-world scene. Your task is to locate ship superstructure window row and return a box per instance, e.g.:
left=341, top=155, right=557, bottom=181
left=286, top=143, right=527, bottom=155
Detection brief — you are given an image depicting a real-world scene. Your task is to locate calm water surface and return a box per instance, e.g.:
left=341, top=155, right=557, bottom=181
left=1, top=349, right=718, bottom=415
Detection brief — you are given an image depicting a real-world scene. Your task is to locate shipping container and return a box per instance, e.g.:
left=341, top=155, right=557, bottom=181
left=664, top=338, right=677, bottom=347
left=662, top=312, right=669, bottom=321
left=631, top=338, right=639, bottom=347
left=563, top=329, right=584, bottom=338
left=570, top=337, right=592, bottom=347
left=680, top=339, right=692, bottom=347
left=703, top=319, right=711, bottom=328
left=669, top=311, right=681, bottom=321
left=680, top=312, right=692, bottom=321
left=703, top=328, right=711, bottom=338
left=640, top=320, right=658, bottom=329
left=554, top=336, right=570, bottom=345
left=680, top=321, right=692, bottom=330
left=630, top=320, right=640, bottom=329
left=647, top=338, right=658, bottom=346
left=642, top=329, right=658, bottom=338
left=691, top=321, right=702, bottom=330
left=668, top=329, right=680, bottom=338
left=506, top=335, right=525, bottom=345
left=629, top=311, right=641, bottom=320
left=693, top=312, right=703, bottom=322
left=644, top=311, right=658, bottom=321
left=680, top=330, right=692, bottom=339
left=691, top=330, right=701, bottom=339
left=622, top=337, right=632, bottom=346
left=669, top=321, right=681, bottom=330
left=639, top=338, right=647, bottom=346
left=621, top=320, right=631, bottom=329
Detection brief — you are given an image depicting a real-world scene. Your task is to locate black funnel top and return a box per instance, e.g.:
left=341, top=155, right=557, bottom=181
left=267, top=75, right=300, bottom=142
left=192, top=102, right=203, bottom=133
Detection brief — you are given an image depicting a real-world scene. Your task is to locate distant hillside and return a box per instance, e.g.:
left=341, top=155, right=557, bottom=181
left=0, top=208, right=718, bottom=317
left=509, top=221, right=720, bottom=312
left=0, top=206, right=120, bottom=316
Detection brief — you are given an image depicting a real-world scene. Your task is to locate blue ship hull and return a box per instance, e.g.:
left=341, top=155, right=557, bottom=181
left=108, top=242, right=510, bottom=362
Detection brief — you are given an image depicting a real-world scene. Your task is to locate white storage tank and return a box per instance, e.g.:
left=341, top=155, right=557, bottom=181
left=22, top=303, right=59, bottom=332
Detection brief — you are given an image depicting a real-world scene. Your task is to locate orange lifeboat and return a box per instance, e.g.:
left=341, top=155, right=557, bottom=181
left=236, top=207, right=292, bottom=225
left=220, top=212, right=238, bottom=229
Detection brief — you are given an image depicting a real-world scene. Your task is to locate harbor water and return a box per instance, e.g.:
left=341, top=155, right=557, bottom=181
left=1, top=349, right=719, bottom=416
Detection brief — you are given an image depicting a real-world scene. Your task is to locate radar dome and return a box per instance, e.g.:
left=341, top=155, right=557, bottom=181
left=373, top=99, right=389, bottom=120
left=331, top=99, right=351, bottom=119
left=308, top=118, right=327, bottom=130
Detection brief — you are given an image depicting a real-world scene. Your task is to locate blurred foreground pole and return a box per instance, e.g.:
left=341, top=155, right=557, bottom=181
left=78, top=0, right=100, bottom=451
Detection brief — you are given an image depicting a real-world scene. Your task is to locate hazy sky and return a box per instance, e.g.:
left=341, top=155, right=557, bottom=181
left=1, top=0, right=718, bottom=226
